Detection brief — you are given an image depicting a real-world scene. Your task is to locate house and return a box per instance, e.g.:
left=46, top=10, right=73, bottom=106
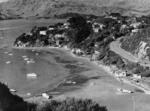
left=39, top=30, right=47, bottom=35
left=63, top=22, right=70, bottom=29
left=121, top=24, right=127, bottom=30
left=93, top=27, right=99, bottom=33
left=130, top=22, right=141, bottom=28
left=48, top=25, right=55, bottom=30
left=114, top=70, right=127, bottom=77
left=55, top=33, right=66, bottom=46
left=55, top=33, right=65, bottom=39
left=131, top=29, right=139, bottom=33
left=48, top=27, right=54, bottom=30
left=92, top=22, right=105, bottom=33
left=132, top=74, right=141, bottom=79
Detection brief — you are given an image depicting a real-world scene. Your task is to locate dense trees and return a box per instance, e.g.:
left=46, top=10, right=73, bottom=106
left=67, top=16, right=92, bottom=47
left=0, top=83, right=36, bottom=111
left=0, top=83, right=107, bottom=111
left=37, top=98, right=107, bottom=111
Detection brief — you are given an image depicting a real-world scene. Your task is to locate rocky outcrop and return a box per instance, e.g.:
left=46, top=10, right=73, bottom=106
left=135, top=41, right=150, bottom=60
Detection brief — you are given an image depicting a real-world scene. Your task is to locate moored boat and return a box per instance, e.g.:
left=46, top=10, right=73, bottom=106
left=27, top=73, right=37, bottom=77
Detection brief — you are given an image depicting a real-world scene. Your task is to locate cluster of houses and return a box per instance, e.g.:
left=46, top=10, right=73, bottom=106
left=110, top=65, right=142, bottom=81
left=14, top=22, right=70, bottom=48
left=14, top=13, right=148, bottom=83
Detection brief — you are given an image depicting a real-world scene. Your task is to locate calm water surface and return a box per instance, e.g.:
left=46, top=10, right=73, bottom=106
left=0, top=19, right=85, bottom=97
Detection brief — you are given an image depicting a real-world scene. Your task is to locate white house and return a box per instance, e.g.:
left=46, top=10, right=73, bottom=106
left=114, top=70, right=127, bottom=77
left=92, top=22, right=105, bottom=33
left=39, top=31, right=47, bottom=35
left=121, top=24, right=127, bottom=30
left=48, top=27, right=54, bottom=30
left=55, top=34, right=65, bottom=39
left=42, top=93, right=50, bottom=99
left=132, top=74, right=141, bottom=79
left=63, top=22, right=70, bottom=29
left=130, top=22, right=141, bottom=28
left=132, top=29, right=139, bottom=33
left=93, top=28, right=99, bottom=33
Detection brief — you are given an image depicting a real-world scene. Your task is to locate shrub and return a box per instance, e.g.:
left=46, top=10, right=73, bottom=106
left=0, top=83, right=36, bottom=111
left=37, top=98, right=107, bottom=111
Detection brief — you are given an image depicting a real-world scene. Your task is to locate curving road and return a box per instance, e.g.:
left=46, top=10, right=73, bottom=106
left=110, top=38, right=150, bottom=67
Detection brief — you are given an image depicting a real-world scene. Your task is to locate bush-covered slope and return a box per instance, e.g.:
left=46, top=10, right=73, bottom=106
left=1, top=0, right=150, bottom=19
left=0, top=83, right=36, bottom=111
left=120, top=27, right=150, bottom=60
left=0, top=82, right=107, bottom=111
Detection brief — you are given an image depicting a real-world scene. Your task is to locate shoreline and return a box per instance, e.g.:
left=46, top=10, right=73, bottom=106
left=13, top=45, right=150, bottom=102
left=13, top=45, right=91, bottom=101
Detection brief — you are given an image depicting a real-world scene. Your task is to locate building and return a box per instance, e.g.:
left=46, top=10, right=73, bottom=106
left=92, top=22, right=105, bottom=33
left=132, top=74, right=142, bottom=79
left=63, top=22, right=70, bottom=29
left=131, top=29, right=139, bottom=33
left=130, top=22, right=141, bottom=28
left=39, top=30, right=47, bottom=35
left=114, top=70, right=127, bottom=77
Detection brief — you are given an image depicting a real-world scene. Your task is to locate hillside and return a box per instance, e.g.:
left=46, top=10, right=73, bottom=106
left=120, top=27, right=150, bottom=61
left=1, top=0, right=150, bottom=19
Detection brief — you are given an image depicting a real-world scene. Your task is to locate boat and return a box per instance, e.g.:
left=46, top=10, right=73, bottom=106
left=6, top=61, right=12, bottom=64
left=22, top=55, right=27, bottom=58
left=27, top=73, right=37, bottom=77
left=27, top=60, right=35, bottom=64
left=8, top=53, right=13, bottom=56
left=42, top=93, right=52, bottom=99
left=24, top=58, right=29, bottom=61
left=117, top=88, right=133, bottom=93
left=144, top=91, right=150, bottom=94
left=27, top=93, right=31, bottom=96
left=30, top=58, right=34, bottom=61
left=4, top=52, right=8, bottom=54
left=10, top=89, right=16, bottom=92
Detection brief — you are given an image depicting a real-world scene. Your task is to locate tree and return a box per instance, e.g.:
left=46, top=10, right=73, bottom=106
left=67, top=16, right=87, bottom=28
left=37, top=98, right=107, bottom=111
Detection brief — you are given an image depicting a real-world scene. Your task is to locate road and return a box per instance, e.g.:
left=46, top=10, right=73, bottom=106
left=110, top=38, right=150, bottom=67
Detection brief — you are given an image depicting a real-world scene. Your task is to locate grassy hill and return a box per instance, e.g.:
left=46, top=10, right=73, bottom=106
left=1, top=0, right=150, bottom=19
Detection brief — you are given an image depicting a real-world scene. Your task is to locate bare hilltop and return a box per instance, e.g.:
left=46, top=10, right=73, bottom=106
left=1, top=0, right=150, bottom=19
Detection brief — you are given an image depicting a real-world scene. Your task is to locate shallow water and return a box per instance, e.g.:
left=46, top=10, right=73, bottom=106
left=0, top=19, right=90, bottom=97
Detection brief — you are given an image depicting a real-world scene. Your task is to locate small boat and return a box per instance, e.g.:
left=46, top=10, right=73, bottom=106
left=6, top=61, right=12, bottom=64
left=30, top=58, right=34, bottom=61
left=27, top=93, right=31, bottom=96
left=117, top=88, right=133, bottom=93
left=10, top=89, right=16, bottom=92
left=144, top=91, right=150, bottom=94
left=22, top=55, right=27, bottom=58
left=36, top=53, right=39, bottom=55
left=27, top=73, right=37, bottom=77
left=27, top=60, right=35, bottom=64
left=0, top=37, right=3, bottom=39
left=4, top=52, right=8, bottom=54
left=8, top=53, right=13, bottom=56
left=66, top=81, right=72, bottom=84
left=42, top=93, right=52, bottom=99
left=24, top=58, right=29, bottom=61
left=72, top=81, right=76, bottom=84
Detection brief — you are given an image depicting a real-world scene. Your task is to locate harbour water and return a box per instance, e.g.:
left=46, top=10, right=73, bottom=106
left=0, top=19, right=90, bottom=97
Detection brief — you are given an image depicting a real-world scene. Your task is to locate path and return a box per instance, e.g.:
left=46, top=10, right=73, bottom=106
left=110, top=38, right=150, bottom=67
